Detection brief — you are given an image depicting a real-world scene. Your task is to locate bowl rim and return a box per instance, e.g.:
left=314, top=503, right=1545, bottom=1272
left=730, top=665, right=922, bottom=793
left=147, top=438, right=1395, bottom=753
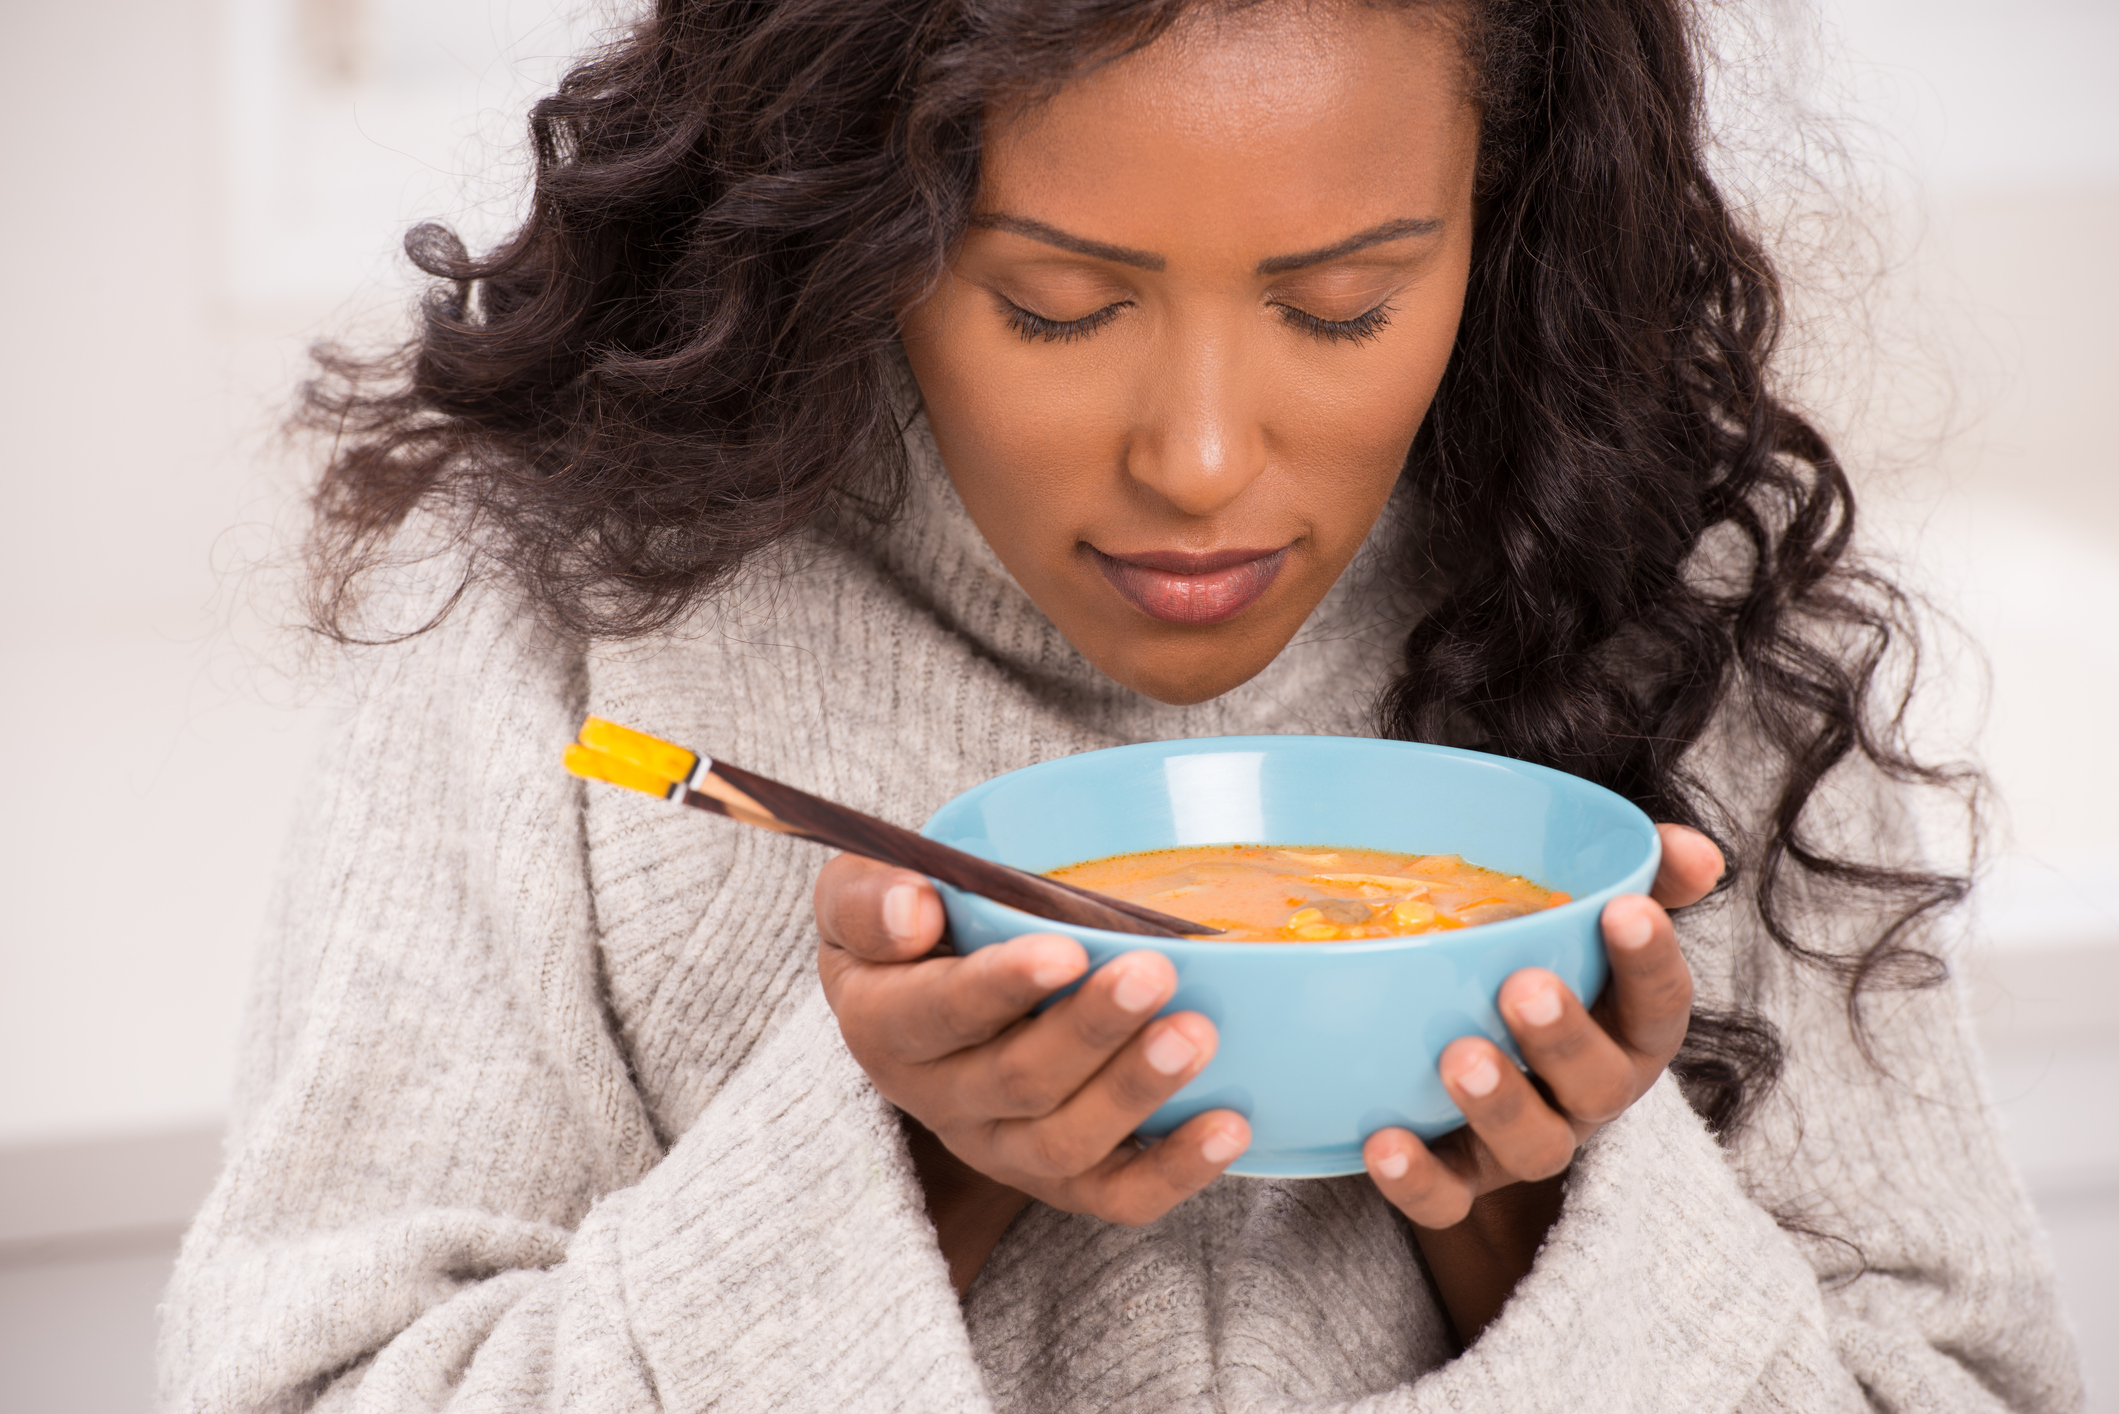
left=920, top=734, right=1661, bottom=956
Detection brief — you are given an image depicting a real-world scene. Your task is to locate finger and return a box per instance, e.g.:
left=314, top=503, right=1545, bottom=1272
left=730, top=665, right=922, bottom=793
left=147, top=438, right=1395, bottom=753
left=1650, top=824, right=1723, bottom=909
left=1595, top=894, right=1695, bottom=1065
left=1438, top=1036, right=1578, bottom=1185
left=957, top=950, right=1179, bottom=1117
left=829, top=931, right=1089, bottom=1064
left=1364, top=1127, right=1475, bottom=1228
left=1052, top=1109, right=1251, bottom=1227
left=814, top=853, right=946, bottom=962
left=990, top=1010, right=1219, bottom=1178
left=1496, top=968, right=1641, bottom=1128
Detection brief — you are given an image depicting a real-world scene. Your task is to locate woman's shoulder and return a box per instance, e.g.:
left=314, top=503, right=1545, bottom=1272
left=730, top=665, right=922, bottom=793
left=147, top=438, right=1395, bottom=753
left=316, top=520, right=878, bottom=730
left=313, top=508, right=1017, bottom=814
left=307, top=582, right=577, bottom=803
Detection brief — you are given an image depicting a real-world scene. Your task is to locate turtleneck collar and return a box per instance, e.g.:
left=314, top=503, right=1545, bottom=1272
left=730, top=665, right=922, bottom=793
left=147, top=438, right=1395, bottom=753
left=835, top=380, right=1427, bottom=744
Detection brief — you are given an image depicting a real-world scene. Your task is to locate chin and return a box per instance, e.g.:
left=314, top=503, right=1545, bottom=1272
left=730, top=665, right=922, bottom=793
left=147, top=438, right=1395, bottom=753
left=1055, top=592, right=1311, bottom=706
left=1099, top=647, right=1278, bottom=706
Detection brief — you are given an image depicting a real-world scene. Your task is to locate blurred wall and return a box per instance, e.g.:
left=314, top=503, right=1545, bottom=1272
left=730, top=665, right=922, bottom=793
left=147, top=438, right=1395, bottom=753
left=1, top=0, right=304, bottom=1147
left=1817, top=0, right=2119, bottom=950
left=0, top=0, right=608, bottom=1150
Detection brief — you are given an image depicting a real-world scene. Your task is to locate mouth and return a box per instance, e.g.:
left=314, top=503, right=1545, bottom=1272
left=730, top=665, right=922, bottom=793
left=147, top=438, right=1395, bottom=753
left=1088, top=544, right=1291, bottom=626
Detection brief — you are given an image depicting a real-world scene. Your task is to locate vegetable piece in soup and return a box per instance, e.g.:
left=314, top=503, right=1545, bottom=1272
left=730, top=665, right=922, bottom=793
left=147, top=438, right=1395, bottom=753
left=1047, top=845, right=1570, bottom=941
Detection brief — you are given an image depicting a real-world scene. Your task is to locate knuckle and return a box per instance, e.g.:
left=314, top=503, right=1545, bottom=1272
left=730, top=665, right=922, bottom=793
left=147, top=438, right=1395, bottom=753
left=815, top=954, right=849, bottom=1007
left=929, top=980, right=1003, bottom=1052
left=944, top=970, right=1008, bottom=1036
left=916, top=991, right=967, bottom=1052
left=1027, top=1127, right=1097, bottom=1178
left=816, top=871, right=875, bottom=947
left=834, top=1020, right=878, bottom=1066
left=810, top=863, right=848, bottom=935
left=1409, top=1184, right=1473, bottom=1229
left=829, top=1001, right=885, bottom=1061
left=850, top=1056, right=914, bottom=1110
left=1575, top=1073, right=1636, bottom=1124
left=1107, top=1060, right=1174, bottom=1113
left=1648, top=1026, right=1690, bottom=1066
left=1469, top=1078, right=1527, bottom=1128
left=1614, top=965, right=1692, bottom=1030
left=1069, top=1005, right=1138, bottom=1053
left=1532, top=1022, right=1593, bottom=1067
left=1098, top=1192, right=1157, bottom=1227
left=992, top=1058, right=1060, bottom=1116
left=1632, top=954, right=1693, bottom=1004
left=1513, top=1131, right=1577, bottom=1181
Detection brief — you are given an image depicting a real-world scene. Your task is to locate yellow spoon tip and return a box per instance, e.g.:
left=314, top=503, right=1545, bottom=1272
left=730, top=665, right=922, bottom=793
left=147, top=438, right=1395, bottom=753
left=564, top=743, right=682, bottom=800
left=578, top=716, right=700, bottom=784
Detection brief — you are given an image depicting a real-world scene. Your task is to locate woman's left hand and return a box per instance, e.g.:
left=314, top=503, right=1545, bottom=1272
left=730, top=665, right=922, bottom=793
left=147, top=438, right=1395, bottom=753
left=1365, top=823, right=1721, bottom=1340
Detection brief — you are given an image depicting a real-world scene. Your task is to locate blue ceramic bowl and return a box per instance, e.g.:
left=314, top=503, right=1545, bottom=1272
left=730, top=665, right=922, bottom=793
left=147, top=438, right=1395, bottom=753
left=920, top=735, right=1660, bottom=1177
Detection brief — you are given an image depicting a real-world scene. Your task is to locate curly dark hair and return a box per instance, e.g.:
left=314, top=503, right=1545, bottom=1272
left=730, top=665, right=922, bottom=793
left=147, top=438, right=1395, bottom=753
left=299, top=0, right=1971, bottom=1139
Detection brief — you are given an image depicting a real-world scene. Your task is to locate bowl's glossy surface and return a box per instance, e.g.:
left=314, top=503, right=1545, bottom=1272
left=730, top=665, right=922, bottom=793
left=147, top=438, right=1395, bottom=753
left=920, top=735, right=1660, bottom=1177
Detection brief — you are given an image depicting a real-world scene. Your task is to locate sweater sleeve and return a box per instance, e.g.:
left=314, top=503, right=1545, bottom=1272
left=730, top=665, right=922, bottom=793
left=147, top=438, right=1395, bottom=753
left=156, top=586, right=991, bottom=1414
left=1361, top=750, right=2085, bottom=1414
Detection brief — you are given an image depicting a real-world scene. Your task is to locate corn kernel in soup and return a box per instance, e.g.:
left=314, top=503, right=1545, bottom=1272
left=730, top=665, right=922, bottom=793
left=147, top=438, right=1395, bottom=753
left=1047, top=845, right=1570, bottom=941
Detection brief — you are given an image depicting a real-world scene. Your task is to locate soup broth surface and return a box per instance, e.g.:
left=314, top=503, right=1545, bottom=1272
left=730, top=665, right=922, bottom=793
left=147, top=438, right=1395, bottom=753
left=1049, top=845, right=1569, bottom=941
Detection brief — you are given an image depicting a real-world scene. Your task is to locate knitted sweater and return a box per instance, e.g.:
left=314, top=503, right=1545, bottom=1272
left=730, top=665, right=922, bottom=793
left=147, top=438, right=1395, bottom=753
left=160, top=413, right=2083, bottom=1413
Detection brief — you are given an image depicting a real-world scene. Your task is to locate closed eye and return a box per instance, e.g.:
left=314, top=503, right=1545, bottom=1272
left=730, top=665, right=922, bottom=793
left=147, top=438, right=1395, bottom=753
left=1002, top=298, right=1130, bottom=343
left=1275, top=300, right=1396, bottom=344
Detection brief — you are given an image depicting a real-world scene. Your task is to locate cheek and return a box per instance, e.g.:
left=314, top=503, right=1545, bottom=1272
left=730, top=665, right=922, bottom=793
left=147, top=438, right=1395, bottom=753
left=1273, top=314, right=1456, bottom=499
left=1254, top=296, right=1461, bottom=564
left=901, top=287, right=1120, bottom=526
left=899, top=286, right=996, bottom=452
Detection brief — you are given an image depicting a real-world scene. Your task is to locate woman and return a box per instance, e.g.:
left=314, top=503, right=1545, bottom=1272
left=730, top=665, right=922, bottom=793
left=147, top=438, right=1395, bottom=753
left=160, top=0, right=2082, bottom=1408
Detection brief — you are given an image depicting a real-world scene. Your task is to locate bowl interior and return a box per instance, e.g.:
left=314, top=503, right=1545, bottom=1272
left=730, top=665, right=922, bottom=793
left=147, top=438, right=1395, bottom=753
left=924, top=735, right=1654, bottom=909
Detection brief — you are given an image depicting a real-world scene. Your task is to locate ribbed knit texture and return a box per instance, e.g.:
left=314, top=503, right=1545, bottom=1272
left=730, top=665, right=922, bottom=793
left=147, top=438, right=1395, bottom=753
left=159, top=412, right=2083, bottom=1412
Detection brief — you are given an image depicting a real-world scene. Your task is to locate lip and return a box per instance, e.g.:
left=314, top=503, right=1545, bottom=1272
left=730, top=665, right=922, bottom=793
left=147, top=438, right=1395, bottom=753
left=1089, top=544, right=1291, bottom=625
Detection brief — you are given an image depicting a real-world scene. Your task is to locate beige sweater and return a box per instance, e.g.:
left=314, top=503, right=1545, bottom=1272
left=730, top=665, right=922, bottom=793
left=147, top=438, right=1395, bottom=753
left=160, top=415, right=2083, bottom=1413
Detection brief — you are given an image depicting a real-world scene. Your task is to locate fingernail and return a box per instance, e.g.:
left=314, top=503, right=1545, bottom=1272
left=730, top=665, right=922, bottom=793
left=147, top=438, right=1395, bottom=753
left=1456, top=1055, right=1501, bottom=1098
left=1145, top=1027, right=1199, bottom=1075
left=1112, top=963, right=1163, bottom=1014
left=1376, top=1149, right=1410, bottom=1181
left=1201, top=1129, right=1244, bottom=1165
left=1610, top=909, right=1654, bottom=951
left=882, top=884, right=921, bottom=944
left=1030, top=954, right=1077, bottom=990
left=1514, top=984, right=1562, bottom=1028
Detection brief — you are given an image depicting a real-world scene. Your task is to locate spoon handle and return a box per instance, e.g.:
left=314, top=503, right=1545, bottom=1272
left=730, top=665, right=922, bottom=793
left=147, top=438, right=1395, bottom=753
left=564, top=718, right=1218, bottom=939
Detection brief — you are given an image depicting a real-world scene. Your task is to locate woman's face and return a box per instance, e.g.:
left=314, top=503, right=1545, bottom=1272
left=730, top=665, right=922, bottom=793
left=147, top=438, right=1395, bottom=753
left=900, top=0, right=1479, bottom=705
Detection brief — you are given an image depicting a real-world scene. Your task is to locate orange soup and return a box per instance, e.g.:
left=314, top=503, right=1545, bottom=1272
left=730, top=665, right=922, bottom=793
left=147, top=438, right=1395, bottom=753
left=1047, top=845, right=1570, bottom=942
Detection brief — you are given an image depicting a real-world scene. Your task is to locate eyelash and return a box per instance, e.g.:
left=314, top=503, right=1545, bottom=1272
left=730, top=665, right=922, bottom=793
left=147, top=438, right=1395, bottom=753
left=1000, top=297, right=1397, bottom=345
left=1274, top=300, right=1397, bottom=344
left=1003, top=300, right=1127, bottom=343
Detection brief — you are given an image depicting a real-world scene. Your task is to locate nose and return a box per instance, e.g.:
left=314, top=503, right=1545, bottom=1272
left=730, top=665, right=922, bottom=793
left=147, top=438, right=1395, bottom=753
left=1124, top=328, right=1268, bottom=517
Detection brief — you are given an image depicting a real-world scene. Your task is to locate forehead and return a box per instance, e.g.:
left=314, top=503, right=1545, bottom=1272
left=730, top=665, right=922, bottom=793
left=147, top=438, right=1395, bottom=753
left=979, top=1, right=1478, bottom=248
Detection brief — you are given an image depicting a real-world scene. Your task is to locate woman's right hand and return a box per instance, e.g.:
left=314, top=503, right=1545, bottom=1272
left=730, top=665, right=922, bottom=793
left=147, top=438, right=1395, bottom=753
left=814, top=854, right=1251, bottom=1284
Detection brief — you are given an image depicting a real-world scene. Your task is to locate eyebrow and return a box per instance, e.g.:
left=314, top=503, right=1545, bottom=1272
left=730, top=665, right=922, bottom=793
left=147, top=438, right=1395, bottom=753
left=969, top=214, right=1165, bottom=271
left=969, top=212, right=1445, bottom=277
left=1253, top=218, right=1446, bottom=274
